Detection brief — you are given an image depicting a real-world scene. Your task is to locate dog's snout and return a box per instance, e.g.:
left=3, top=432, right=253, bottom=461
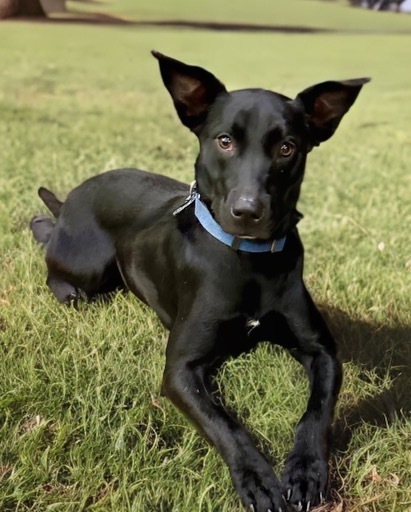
left=230, top=196, right=264, bottom=223
left=222, top=189, right=271, bottom=238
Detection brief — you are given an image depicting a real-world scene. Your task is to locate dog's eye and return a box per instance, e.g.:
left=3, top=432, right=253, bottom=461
left=217, top=134, right=233, bottom=152
left=279, top=142, right=295, bottom=158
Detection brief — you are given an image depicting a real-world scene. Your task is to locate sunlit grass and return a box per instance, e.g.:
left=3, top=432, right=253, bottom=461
left=0, top=12, right=410, bottom=512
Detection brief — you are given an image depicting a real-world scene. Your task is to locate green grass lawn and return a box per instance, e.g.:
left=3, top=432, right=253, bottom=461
left=1, top=5, right=411, bottom=512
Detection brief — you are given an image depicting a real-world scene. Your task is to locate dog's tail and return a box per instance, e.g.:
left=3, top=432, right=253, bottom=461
left=30, top=187, right=63, bottom=245
left=38, top=186, right=63, bottom=218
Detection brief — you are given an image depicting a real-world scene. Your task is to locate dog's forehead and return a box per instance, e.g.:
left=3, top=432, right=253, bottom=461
left=208, top=89, right=302, bottom=136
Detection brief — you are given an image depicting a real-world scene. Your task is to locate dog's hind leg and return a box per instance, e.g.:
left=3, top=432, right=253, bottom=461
left=30, top=187, right=64, bottom=245
left=42, top=216, right=123, bottom=304
left=30, top=213, right=86, bottom=306
left=46, top=273, right=85, bottom=306
left=30, top=215, right=55, bottom=245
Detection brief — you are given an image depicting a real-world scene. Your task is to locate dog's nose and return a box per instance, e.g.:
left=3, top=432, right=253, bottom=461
left=230, top=196, right=264, bottom=223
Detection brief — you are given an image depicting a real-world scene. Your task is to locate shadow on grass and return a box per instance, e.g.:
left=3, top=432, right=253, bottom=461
left=7, top=13, right=333, bottom=32
left=70, top=0, right=104, bottom=4
left=320, top=305, right=411, bottom=451
left=7, top=11, right=411, bottom=35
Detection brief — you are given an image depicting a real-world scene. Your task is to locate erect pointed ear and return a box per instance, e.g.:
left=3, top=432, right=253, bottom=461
left=152, top=50, right=227, bottom=133
left=295, top=77, right=370, bottom=145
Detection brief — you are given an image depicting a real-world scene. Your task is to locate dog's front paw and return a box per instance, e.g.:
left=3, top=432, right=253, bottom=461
left=281, top=452, right=327, bottom=511
left=231, top=460, right=287, bottom=512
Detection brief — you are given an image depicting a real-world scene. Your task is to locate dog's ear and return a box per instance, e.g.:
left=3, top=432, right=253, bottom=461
left=295, top=78, right=370, bottom=145
left=152, top=50, right=227, bottom=132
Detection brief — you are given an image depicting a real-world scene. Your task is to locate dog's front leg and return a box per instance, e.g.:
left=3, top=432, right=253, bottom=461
left=162, top=317, right=286, bottom=512
left=279, top=284, right=342, bottom=511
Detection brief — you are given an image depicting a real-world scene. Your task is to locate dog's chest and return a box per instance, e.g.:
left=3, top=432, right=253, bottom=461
left=238, top=274, right=287, bottom=318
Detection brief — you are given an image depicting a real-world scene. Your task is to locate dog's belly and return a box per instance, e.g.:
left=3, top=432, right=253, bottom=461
left=121, top=264, right=174, bottom=328
left=116, top=224, right=180, bottom=329
left=118, top=262, right=175, bottom=329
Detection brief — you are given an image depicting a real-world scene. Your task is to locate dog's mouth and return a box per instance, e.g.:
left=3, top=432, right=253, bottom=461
left=205, top=197, right=274, bottom=241
left=203, top=195, right=302, bottom=241
left=218, top=208, right=302, bottom=242
left=219, top=224, right=273, bottom=241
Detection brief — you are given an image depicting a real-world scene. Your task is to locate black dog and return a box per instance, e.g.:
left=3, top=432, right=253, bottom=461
left=30, top=51, right=369, bottom=512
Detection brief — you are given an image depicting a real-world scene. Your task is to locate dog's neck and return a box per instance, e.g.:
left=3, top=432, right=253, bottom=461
left=194, top=195, right=286, bottom=253
left=173, top=183, right=286, bottom=253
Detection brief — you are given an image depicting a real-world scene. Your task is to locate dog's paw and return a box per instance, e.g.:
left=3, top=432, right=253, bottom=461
left=281, top=452, right=328, bottom=511
left=67, top=288, right=87, bottom=309
left=231, top=460, right=288, bottom=512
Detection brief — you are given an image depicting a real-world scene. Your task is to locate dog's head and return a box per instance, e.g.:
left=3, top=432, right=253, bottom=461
left=153, top=51, right=369, bottom=240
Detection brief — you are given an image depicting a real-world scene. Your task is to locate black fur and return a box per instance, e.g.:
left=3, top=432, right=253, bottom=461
left=31, top=51, right=369, bottom=512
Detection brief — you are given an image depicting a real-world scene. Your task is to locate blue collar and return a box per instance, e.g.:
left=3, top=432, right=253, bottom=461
left=172, top=184, right=286, bottom=253
left=193, top=194, right=286, bottom=253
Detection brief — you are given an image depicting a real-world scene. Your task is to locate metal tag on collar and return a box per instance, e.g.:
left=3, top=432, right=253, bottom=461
left=231, top=237, right=241, bottom=251
left=173, top=181, right=197, bottom=216
left=270, top=237, right=287, bottom=253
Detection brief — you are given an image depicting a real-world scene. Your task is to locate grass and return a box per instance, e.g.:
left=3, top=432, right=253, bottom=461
left=1, top=2, right=411, bottom=511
